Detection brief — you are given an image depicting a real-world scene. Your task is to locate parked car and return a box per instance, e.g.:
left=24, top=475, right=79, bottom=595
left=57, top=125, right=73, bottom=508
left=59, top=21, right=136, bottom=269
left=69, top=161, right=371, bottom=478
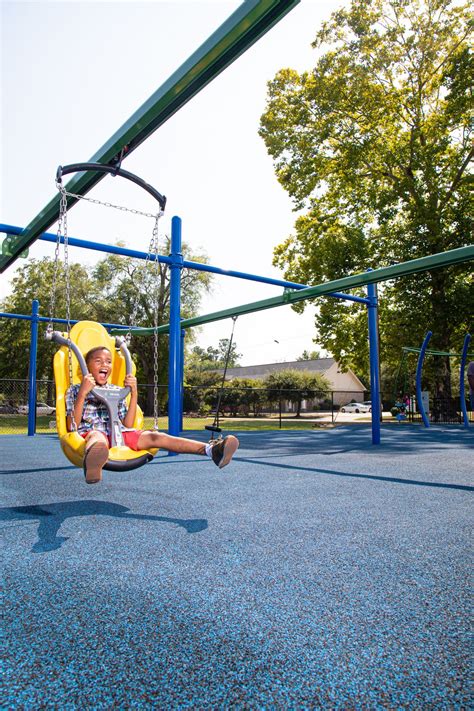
left=18, top=402, right=56, bottom=416
left=340, top=402, right=371, bottom=413
left=0, top=404, right=19, bottom=414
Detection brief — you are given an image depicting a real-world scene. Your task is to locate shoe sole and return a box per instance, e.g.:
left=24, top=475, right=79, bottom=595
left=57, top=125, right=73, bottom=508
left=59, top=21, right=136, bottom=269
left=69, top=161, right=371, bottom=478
left=219, top=435, right=239, bottom=469
left=83, top=442, right=108, bottom=484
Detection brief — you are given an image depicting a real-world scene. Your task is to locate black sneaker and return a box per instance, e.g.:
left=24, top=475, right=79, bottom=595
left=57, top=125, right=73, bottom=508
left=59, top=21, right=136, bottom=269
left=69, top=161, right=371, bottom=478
left=210, top=435, right=239, bottom=469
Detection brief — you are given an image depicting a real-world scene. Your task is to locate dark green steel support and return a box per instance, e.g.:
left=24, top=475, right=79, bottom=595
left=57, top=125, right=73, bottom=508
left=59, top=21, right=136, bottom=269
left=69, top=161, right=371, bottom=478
left=0, top=0, right=300, bottom=274
left=120, top=245, right=474, bottom=336
left=402, top=347, right=474, bottom=357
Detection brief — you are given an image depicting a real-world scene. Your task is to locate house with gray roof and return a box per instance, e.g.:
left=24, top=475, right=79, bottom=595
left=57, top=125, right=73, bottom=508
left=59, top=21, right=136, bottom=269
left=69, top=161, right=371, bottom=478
left=221, top=358, right=366, bottom=407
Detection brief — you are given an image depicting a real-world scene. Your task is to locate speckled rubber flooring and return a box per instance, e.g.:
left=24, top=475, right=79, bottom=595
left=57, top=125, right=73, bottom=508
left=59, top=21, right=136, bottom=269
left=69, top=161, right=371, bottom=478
left=2, top=425, right=472, bottom=708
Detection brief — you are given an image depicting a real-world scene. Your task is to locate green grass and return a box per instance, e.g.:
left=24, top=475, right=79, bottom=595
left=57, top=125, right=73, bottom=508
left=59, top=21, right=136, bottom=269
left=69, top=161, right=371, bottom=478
left=0, top=415, right=56, bottom=435
left=3, top=412, right=465, bottom=436
left=164, top=416, right=325, bottom=431
left=1, top=414, right=325, bottom=435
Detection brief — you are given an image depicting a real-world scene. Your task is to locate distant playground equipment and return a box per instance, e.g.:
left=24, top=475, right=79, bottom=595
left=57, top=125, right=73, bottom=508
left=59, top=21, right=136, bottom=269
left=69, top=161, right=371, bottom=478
left=394, top=332, right=472, bottom=429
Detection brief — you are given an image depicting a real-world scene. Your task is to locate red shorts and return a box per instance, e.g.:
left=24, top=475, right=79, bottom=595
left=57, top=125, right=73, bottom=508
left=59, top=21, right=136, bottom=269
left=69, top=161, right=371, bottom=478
left=80, top=429, right=143, bottom=451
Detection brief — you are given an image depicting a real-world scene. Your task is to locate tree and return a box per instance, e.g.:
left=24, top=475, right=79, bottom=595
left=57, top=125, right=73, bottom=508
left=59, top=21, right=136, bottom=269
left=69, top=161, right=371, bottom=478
left=0, top=239, right=212, bottom=413
left=184, top=339, right=242, bottom=418
left=182, top=369, right=222, bottom=416
left=218, top=378, right=266, bottom=418
left=0, top=259, right=98, bottom=380
left=264, top=369, right=330, bottom=417
left=259, top=0, right=473, bottom=394
left=90, top=238, right=212, bottom=413
left=229, top=377, right=266, bottom=417
left=296, top=349, right=321, bottom=361
left=185, top=339, right=242, bottom=372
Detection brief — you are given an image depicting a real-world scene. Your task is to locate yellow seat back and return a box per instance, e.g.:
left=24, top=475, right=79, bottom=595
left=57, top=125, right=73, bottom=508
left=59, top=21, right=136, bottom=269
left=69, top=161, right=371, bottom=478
left=53, top=321, right=154, bottom=469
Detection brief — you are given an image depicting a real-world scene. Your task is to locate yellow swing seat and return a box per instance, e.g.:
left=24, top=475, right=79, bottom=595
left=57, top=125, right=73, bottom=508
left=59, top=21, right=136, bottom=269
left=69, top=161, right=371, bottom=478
left=53, top=320, right=158, bottom=471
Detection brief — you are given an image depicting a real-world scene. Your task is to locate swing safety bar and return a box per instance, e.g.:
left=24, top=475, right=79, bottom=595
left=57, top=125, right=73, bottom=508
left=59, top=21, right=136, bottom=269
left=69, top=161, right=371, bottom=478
left=56, top=164, right=167, bottom=212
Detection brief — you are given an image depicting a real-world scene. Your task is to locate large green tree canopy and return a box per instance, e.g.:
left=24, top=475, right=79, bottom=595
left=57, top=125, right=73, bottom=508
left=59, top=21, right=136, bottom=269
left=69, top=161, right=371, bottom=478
left=259, top=0, right=472, bottom=391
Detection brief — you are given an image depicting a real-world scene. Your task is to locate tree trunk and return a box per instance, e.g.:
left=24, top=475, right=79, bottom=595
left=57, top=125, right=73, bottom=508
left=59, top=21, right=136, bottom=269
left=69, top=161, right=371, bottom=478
left=430, top=270, right=453, bottom=398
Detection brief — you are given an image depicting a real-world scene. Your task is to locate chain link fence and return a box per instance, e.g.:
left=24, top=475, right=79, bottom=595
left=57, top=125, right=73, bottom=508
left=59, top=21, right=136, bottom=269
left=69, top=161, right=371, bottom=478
left=182, top=386, right=369, bottom=430
left=1, top=380, right=471, bottom=434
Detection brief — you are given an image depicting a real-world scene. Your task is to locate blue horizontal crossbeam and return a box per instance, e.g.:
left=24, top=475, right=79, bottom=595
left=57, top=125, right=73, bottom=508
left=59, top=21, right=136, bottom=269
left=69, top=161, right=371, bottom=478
left=0, top=311, right=128, bottom=330
left=0, top=223, right=369, bottom=305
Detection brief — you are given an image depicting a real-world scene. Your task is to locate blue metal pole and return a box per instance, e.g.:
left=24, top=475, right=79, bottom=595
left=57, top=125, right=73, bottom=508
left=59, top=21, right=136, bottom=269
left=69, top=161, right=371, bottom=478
left=0, top=312, right=34, bottom=321
left=2, top=224, right=369, bottom=305
left=459, top=333, right=471, bottom=429
left=367, top=278, right=381, bottom=445
left=27, top=300, right=40, bottom=436
left=168, top=216, right=183, bottom=439
left=416, top=331, right=432, bottom=428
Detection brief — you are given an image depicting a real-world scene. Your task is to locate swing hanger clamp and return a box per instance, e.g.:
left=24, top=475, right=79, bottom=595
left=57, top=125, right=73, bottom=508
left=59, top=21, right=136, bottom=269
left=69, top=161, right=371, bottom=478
left=55, top=162, right=167, bottom=212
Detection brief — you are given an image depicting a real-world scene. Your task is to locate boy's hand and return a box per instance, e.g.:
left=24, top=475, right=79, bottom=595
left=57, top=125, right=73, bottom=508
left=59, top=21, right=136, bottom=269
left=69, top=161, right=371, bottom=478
left=79, top=373, right=96, bottom=395
left=124, top=374, right=138, bottom=395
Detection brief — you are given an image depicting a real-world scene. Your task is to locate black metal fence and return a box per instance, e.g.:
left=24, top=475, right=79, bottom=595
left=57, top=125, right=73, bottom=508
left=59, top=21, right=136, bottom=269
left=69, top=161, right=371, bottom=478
left=398, top=397, right=473, bottom=425
left=182, top=385, right=369, bottom=430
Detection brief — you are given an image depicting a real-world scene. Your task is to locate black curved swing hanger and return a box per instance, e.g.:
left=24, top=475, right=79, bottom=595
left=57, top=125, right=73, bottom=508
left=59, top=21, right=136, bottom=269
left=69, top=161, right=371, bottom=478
left=56, top=162, right=167, bottom=212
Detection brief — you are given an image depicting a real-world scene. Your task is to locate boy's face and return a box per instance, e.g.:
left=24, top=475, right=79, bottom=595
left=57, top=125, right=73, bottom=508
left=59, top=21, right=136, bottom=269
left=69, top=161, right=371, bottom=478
left=87, top=349, right=112, bottom=385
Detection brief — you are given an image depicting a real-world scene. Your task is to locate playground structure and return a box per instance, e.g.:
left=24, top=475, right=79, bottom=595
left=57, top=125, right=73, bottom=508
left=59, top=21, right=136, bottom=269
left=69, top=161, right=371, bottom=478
left=2, top=5, right=473, bottom=709
left=393, top=332, right=472, bottom=429
left=1, top=0, right=473, bottom=448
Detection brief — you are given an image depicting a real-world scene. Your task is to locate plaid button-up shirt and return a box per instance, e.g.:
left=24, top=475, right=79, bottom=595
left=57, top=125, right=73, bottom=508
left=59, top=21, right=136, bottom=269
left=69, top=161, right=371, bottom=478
left=66, top=383, right=128, bottom=436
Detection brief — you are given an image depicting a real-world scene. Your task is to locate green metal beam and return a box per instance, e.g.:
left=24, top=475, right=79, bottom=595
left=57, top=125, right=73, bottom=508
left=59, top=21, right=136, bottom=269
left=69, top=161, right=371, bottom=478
left=1, top=0, right=300, bottom=274
left=402, top=347, right=473, bottom=357
left=121, top=245, right=474, bottom=335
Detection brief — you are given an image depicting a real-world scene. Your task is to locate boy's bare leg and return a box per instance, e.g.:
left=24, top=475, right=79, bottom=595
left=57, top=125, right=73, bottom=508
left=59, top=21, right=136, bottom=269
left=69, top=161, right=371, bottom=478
left=137, top=431, right=207, bottom=455
left=83, top=431, right=109, bottom=484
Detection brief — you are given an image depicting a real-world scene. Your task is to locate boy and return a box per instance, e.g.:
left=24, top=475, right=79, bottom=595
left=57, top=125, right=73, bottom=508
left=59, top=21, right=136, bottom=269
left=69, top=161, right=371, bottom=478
left=66, top=346, right=239, bottom=484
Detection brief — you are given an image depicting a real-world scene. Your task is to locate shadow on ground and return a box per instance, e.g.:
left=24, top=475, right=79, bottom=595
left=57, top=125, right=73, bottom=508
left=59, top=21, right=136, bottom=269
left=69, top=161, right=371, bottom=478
left=0, top=500, right=207, bottom=553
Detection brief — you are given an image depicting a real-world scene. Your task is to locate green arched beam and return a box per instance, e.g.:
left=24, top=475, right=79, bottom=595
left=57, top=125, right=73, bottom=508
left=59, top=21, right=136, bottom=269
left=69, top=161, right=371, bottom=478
left=118, top=245, right=474, bottom=336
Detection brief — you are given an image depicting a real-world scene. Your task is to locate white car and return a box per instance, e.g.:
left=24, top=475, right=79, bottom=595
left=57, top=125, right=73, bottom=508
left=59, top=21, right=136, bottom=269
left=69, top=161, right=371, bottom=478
left=18, top=402, right=56, bottom=416
left=340, top=402, right=371, bottom=413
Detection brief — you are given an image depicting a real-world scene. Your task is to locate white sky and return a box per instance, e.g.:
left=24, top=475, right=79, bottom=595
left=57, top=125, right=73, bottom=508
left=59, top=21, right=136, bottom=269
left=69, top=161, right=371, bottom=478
left=1, top=0, right=350, bottom=366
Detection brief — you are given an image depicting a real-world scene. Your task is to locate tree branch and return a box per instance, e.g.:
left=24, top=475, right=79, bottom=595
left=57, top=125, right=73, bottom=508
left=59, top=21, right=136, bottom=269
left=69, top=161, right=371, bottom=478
left=440, top=145, right=474, bottom=212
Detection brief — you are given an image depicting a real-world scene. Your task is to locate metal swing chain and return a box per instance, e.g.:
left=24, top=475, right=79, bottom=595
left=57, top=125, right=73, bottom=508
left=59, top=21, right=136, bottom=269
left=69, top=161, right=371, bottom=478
left=125, top=211, right=163, bottom=430
left=46, top=187, right=68, bottom=336
left=50, top=183, right=77, bottom=431
left=126, top=211, right=163, bottom=342
left=151, top=214, right=161, bottom=431
left=59, top=188, right=159, bottom=220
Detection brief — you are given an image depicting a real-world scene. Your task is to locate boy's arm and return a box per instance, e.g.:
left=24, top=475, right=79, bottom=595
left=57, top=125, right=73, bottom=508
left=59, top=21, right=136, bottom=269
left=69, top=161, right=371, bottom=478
left=66, top=374, right=95, bottom=431
left=122, top=375, right=138, bottom=428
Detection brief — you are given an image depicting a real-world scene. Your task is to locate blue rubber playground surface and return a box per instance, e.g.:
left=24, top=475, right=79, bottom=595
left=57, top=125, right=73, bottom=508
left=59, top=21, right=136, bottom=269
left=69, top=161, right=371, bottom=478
left=2, top=425, right=472, bottom=708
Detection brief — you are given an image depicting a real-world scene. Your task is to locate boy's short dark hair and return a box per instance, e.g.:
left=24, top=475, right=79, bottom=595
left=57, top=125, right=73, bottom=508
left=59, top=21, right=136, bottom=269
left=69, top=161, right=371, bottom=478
left=85, top=346, right=112, bottom=366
